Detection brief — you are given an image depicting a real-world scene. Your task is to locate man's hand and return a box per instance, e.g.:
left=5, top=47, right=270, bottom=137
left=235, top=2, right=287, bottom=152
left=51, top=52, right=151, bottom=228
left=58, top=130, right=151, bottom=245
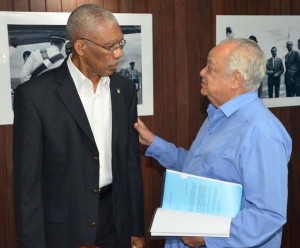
left=131, top=236, right=145, bottom=248
left=182, top=236, right=205, bottom=247
left=134, top=117, right=155, bottom=146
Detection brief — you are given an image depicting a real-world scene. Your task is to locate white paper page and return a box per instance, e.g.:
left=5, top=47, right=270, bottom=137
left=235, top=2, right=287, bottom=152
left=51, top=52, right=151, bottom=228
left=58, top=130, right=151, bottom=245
left=150, top=208, right=231, bottom=237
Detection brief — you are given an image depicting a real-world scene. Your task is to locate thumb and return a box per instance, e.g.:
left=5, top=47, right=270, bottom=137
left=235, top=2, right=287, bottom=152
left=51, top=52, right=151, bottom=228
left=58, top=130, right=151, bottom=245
left=134, top=119, right=141, bottom=132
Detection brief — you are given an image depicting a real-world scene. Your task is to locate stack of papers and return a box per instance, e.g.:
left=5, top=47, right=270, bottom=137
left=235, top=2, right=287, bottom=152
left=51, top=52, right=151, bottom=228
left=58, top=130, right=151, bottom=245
left=150, top=208, right=231, bottom=237
left=150, top=169, right=243, bottom=237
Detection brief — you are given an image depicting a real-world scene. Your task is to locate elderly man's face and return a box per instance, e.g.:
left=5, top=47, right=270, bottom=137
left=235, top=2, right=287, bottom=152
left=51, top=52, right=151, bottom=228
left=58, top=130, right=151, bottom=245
left=81, top=22, right=124, bottom=77
left=200, top=43, right=237, bottom=107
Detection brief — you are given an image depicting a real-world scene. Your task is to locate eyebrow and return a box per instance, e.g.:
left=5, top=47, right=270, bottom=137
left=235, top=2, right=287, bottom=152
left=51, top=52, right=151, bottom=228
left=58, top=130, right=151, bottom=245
left=105, top=36, right=125, bottom=45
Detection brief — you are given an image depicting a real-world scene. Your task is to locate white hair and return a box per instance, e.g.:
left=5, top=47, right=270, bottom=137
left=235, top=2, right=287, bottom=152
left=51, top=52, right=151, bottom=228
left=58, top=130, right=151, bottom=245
left=220, top=38, right=266, bottom=91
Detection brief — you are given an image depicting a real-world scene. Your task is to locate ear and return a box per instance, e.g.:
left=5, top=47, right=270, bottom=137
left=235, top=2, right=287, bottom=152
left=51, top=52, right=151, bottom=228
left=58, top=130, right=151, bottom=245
left=73, top=40, right=86, bottom=56
left=231, top=71, right=244, bottom=89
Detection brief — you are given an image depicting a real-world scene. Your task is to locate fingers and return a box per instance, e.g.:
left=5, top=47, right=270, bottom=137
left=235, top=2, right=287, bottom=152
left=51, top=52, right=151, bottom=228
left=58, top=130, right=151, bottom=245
left=131, top=236, right=145, bottom=248
left=135, top=117, right=145, bottom=130
left=134, top=117, right=154, bottom=146
left=182, top=237, right=191, bottom=246
left=182, top=236, right=205, bottom=247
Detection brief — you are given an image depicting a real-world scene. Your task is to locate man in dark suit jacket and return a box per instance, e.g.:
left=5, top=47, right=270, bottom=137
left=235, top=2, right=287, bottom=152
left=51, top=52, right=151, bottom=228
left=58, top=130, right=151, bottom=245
left=284, top=41, right=299, bottom=97
left=266, top=47, right=284, bottom=98
left=13, top=4, right=145, bottom=248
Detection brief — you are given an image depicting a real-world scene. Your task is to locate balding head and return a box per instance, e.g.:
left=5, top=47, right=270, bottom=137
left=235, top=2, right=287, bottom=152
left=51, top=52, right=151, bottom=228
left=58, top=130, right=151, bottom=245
left=66, top=4, right=119, bottom=43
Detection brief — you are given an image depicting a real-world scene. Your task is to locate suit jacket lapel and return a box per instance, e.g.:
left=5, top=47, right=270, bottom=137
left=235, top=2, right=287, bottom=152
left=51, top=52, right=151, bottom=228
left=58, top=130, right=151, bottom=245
left=55, top=62, right=96, bottom=146
left=110, top=77, right=121, bottom=150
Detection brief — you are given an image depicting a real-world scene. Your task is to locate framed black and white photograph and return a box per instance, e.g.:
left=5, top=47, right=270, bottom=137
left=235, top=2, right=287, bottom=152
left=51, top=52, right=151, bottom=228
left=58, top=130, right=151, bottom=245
left=217, top=15, right=300, bottom=108
left=0, top=11, right=153, bottom=125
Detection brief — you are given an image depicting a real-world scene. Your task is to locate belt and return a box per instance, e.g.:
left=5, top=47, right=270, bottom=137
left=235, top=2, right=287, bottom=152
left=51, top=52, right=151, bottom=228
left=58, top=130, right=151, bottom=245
left=98, top=184, right=112, bottom=198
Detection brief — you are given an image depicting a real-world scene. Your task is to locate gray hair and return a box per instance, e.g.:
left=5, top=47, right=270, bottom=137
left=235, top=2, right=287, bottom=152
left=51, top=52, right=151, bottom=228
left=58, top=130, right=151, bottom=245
left=66, top=4, right=119, bottom=42
left=220, top=38, right=266, bottom=91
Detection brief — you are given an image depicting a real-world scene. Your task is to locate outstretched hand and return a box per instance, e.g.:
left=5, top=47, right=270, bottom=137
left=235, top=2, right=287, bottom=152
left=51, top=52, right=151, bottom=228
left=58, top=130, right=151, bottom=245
left=134, top=117, right=155, bottom=146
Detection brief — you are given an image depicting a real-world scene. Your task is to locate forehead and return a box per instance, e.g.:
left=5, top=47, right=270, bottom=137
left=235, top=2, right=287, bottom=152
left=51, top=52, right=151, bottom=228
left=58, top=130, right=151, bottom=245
left=208, top=43, right=233, bottom=63
left=207, top=49, right=217, bottom=65
left=92, top=22, right=123, bottom=41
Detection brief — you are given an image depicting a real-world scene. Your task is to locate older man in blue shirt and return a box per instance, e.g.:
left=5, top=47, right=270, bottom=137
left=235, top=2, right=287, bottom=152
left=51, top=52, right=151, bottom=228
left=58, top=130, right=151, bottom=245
left=134, top=38, right=292, bottom=248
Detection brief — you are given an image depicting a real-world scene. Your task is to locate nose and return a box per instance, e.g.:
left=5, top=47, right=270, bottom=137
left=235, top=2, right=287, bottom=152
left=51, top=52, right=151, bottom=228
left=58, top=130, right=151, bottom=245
left=112, top=47, right=123, bottom=58
left=200, top=66, right=207, bottom=77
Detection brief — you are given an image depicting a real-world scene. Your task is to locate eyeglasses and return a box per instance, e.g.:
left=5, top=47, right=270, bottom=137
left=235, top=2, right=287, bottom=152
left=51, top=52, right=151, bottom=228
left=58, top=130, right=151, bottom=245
left=80, top=37, right=126, bottom=55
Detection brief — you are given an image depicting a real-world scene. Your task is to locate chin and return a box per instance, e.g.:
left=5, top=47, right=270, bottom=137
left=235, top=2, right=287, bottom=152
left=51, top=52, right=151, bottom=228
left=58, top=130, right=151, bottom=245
left=200, top=89, right=207, bottom=96
left=104, top=70, right=114, bottom=76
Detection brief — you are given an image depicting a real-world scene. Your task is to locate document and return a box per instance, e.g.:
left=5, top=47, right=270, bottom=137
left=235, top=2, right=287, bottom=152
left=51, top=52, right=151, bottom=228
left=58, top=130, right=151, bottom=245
left=150, top=169, right=243, bottom=237
left=150, top=208, right=231, bottom=237
left=162, top=169, right=243, bottom=217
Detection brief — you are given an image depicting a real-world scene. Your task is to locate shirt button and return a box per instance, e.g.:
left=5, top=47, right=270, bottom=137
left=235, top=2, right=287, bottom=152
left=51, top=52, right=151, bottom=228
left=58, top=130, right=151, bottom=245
left=90, top=222, right=97, bottom=228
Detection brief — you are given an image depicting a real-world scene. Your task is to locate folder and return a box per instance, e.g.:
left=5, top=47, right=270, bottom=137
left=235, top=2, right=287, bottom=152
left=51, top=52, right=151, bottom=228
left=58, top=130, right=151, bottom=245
left=150, top=169, right=243, bottom=237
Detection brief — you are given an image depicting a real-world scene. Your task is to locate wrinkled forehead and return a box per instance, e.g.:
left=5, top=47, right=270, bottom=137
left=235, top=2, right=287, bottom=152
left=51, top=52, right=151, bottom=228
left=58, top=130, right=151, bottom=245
left=206, top=49, right=217, bottom=66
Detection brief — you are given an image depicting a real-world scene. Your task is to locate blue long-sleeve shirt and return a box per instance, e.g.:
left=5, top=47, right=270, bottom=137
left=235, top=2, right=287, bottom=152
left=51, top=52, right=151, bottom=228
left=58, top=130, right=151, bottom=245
left=146, top=91, right=292, bottom=248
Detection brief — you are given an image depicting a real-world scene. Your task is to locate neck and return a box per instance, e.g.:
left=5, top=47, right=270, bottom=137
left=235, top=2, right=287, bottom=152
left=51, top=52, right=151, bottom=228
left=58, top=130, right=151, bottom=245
left=71, top=55, right=101, bottom=93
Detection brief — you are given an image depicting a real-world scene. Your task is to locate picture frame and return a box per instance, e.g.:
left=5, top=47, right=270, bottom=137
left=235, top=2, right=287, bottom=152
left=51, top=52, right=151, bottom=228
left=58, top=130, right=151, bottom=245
left=217, top=15, right=300, bottom=108
left=0, top=11, right=153, bottom=125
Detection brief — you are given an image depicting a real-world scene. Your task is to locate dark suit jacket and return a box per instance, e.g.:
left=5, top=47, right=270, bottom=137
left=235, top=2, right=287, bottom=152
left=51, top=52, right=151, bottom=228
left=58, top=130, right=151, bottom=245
left=266, top=56, right=284, bottom=83
left=292, top=50, right=300, bottom=87
left=285, top=50, right=300, bottom=84
left=13, top=61, right=144, bottom=248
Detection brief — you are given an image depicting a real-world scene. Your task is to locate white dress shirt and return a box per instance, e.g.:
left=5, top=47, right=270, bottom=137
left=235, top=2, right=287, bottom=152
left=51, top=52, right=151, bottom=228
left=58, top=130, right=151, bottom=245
left=67, top=56, right=112, bottom=188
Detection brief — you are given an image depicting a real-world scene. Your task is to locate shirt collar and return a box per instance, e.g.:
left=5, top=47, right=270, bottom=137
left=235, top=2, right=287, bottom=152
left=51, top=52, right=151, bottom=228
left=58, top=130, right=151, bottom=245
left=67, top=55, right=110, bottom=93
left=208, top=91, right=258, bottom=118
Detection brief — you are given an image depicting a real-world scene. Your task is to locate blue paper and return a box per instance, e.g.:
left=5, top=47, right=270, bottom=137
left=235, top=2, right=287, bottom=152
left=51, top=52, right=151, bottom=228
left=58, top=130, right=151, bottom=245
left=161, top=169, right=243, bottom=218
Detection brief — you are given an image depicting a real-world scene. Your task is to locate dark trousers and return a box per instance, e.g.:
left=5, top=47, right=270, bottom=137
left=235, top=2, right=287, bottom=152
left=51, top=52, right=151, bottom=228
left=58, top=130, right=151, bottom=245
left=268, top=78, right=280, bottom=98
left=296, top=85, right=300, bottom=96
left=257, top=83, right=263, bottom=98
left=95, top=191, right=121, bottom=248
left=286, top=83, right=296, bottom=97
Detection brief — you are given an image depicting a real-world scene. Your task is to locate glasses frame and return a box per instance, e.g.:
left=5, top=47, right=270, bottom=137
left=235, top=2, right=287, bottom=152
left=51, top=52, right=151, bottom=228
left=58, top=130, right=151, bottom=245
left=79, top=37, right=126, bottom=55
